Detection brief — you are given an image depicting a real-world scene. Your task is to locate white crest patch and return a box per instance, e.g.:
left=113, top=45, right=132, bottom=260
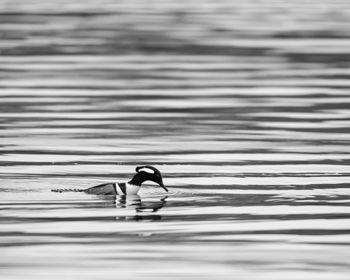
left=139, top=167, right=155, bottom=174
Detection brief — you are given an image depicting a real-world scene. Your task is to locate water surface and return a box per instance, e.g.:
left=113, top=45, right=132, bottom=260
left=1, top=0, right=350, bottom=279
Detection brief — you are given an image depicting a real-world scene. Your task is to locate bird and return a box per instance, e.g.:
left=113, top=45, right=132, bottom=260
left=52, top=165, right=168, bottom=195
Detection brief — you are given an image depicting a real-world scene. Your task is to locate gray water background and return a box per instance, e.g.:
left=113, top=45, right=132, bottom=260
left=0, top=0, right=350, bottom=279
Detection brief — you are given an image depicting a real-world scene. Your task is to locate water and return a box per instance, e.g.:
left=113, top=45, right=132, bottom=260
left=1, top=0, right=350, bottom=279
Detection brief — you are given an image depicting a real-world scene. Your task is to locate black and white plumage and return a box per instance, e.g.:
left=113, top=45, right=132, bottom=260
left=52, top=165, right=167, bottom=195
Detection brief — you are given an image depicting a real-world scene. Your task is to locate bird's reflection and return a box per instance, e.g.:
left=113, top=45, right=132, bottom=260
left=113, top=195, right=168, bottom=221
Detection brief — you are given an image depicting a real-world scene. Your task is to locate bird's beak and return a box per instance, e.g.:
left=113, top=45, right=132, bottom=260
left=158, top=179, right=168, bottom=192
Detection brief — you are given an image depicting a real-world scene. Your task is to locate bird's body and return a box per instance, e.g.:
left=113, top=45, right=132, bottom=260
left=52, top=166, right=167, bottom=195
left=84, top=182, right=140, bottom=195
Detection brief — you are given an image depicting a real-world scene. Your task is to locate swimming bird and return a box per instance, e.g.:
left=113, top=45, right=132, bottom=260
left=52, top=165, right=167, bottom=195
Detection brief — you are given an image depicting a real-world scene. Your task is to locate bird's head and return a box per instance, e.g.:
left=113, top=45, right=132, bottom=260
left=130, top=165, right=168, bottom=192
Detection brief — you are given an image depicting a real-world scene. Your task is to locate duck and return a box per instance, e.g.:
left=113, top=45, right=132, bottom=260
left=52, top=165, right=167, bottom=195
